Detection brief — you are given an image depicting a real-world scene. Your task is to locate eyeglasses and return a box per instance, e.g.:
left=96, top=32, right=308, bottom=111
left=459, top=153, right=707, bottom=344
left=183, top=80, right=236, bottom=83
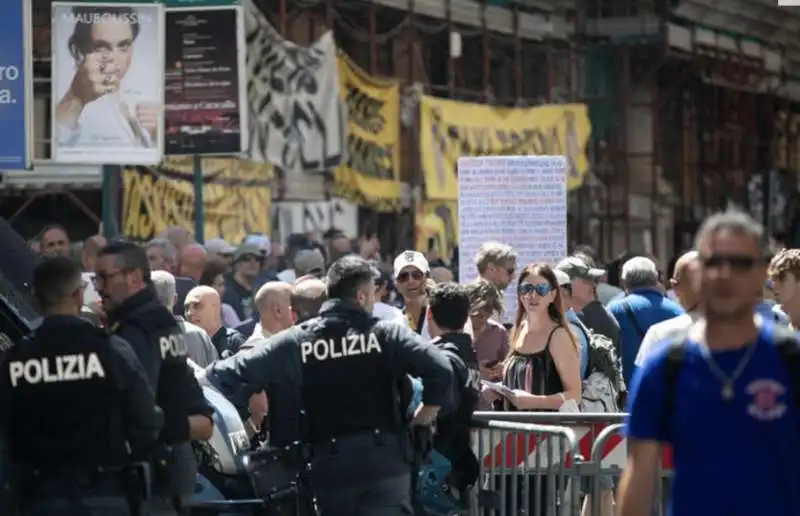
left=397, top=270, right=424, bottom=282
left=518, top=283, right=553, bottom=297
left=701, top=254, right=760, bottom=271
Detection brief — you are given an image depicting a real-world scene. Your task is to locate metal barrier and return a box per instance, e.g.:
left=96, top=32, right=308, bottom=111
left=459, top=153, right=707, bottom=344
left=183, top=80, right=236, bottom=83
left=181, top=412, right=674, bottom=515
left=469, top=412, right=675, bottom=516
left=468, top=418, right=580, bottom=515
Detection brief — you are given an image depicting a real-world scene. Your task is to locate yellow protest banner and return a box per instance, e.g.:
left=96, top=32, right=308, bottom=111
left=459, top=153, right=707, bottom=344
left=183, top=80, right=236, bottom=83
left=122, top=157, right=273, bottom=243
left=415, top=201, right=458, bottom=266
left=418, top=95, right=591, bottom=199
left=334, top=52, right=401, bottom=211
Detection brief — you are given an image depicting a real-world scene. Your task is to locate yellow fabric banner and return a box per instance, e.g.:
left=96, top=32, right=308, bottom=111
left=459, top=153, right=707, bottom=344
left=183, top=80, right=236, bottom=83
left=122, top=157, right=273, bottom=243
left=418, top=96, right=592, bottom=199
left=334, top=53, right=401, bottom=211
left=415, top=201, right=458, bottom=265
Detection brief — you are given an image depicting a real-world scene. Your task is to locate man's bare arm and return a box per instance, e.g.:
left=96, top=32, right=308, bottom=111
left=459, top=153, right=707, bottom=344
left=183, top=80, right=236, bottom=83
left=617, top=439, right=661, bottom=516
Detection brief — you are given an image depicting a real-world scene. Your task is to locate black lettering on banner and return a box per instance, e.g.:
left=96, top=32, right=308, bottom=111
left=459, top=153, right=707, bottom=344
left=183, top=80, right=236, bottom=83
left=245, top=2, right=344, bottom=174
left=345, top=83, right=385, bottom=134
left=428, top=105, right=584, bottom=180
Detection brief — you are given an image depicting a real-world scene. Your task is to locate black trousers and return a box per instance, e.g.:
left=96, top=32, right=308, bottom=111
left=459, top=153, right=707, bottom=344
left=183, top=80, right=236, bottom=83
left=310, top=431, right=413, bottom=516
left=315, top=474, right=412, bottom=516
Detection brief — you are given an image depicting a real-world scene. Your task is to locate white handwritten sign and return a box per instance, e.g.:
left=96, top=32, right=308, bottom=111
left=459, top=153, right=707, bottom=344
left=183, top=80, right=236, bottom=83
left=457, top=156, right=568, bottom=323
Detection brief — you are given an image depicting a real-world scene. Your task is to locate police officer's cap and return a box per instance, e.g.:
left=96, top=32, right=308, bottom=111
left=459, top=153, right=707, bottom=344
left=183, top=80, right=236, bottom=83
left=327, top=255, right=380, bottom=298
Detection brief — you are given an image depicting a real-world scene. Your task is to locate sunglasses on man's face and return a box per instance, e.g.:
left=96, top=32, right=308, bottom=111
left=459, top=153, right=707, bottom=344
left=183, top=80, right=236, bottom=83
left=701, top=254, right=760, bottom=271
left=397, top=270, right=424, bottom=283
left=518, top=282, right=553, bottom=297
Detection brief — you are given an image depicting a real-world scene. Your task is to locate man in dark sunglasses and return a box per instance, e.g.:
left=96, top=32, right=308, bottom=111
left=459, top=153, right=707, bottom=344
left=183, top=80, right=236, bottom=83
left=619, top=209, right=800, bottom=516
left=394, top=250, right=431, bottom=340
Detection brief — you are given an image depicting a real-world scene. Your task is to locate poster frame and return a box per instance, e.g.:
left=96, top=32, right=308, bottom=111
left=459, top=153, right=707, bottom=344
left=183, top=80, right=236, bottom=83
left=50, top=1, right=166, bottom=165
left=164, top=4, right=248, bottom=156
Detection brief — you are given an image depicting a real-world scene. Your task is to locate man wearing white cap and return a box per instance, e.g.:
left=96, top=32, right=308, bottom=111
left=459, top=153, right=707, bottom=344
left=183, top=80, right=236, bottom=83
left=394, top=250, right=432, bottom=341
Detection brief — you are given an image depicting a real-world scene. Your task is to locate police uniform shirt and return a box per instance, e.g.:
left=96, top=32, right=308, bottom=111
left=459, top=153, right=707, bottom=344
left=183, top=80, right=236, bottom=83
left=205, top=299, right=456, bottom=447
left=107, top=287, right=212, bottom=443
left=0, top=315, right=163, bottom=470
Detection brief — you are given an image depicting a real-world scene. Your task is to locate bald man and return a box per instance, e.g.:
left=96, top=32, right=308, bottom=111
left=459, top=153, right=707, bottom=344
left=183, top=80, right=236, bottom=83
left=292, top=278, right=328, bottom=323
left=430, top=266, right=454, bottom=283
left=161, top=225, right=193, bottom=252
left=185, top=285, right=245, bottom=356
left=179, top=244, right=207, bottom=282
left=251, top=281, right=293, bottom=334
left=635, top=250, right=700, bottom=367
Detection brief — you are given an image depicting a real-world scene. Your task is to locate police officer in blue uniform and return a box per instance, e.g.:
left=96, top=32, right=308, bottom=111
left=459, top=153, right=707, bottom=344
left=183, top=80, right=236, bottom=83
left=0, top=256, right=164, bottom=515
left=206, top=255, right=455, bottom=515
left=95, top=241, right=214, bottom=515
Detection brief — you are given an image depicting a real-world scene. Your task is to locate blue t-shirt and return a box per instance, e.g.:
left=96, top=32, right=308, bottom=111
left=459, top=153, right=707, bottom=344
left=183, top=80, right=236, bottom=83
left=566, top=309, right=589, bottom=378
left=625, top=323, right=800, bottom=516
left=608, top=289, right=684, bottom=386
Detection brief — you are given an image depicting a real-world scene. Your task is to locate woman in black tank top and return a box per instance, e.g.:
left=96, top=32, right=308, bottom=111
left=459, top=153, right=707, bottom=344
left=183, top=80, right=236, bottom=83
left=488, top=263, right=581, bottom=515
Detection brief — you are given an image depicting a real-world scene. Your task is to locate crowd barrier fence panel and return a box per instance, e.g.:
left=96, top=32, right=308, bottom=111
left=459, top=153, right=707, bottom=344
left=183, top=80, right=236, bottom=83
left=470, top=413, right=674, bottom=516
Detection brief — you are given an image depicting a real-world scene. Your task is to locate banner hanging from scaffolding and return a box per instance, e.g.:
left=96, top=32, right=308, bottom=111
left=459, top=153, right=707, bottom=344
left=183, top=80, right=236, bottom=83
left=418, top=95, right=591, bottom=200
left=121, top=157, right=273, bottom=243
left=244, top=0, right=345, bottom=175
left=333, top=52, right=401, bottom=212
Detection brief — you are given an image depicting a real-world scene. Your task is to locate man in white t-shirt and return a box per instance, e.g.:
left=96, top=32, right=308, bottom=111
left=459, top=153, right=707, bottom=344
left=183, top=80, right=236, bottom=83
left=634, top=250, right=700, bottom=367
left=371, top=266, right=405, bottom=325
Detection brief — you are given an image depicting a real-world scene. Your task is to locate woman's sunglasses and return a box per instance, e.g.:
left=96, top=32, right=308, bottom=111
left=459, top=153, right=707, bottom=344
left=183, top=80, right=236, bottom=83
left=518, top=283, right=553, bottom=297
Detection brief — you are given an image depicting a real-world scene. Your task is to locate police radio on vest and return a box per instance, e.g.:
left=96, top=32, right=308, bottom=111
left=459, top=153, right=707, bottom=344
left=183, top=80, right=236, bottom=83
left=8, top=353, right=106, bottom=387
left=301, top=332, right=382, bottom=363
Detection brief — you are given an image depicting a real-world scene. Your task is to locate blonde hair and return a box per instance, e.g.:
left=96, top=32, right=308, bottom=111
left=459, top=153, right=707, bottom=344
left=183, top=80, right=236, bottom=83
left=768, top=248, right=800, bottom=279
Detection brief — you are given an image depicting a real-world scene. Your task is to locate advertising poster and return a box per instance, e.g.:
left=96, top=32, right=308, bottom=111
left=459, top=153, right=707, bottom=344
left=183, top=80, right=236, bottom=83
left=164, top=5, right=246, bottom=155
left=51, top=2, right=165, bottom=165
left=0, top=0, right=32, bottom=170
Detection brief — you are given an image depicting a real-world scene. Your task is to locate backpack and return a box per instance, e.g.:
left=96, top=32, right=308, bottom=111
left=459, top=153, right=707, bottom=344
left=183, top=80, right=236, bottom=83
left=663, top=324, right=800, bottom=418
left=574, top=320, right=625, bottom=413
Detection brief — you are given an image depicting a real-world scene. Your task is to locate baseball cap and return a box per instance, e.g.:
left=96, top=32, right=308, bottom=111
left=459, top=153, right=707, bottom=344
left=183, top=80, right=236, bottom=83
left=242, top=234, right=271, bottom=255
left=205, top=238, right=236, bottom=255
left=554, top=269, right=571, bottom=287
left=233, top=244, right=262, bottom=262
left=393, top=250, right=430, bottom=279
left=294, top=249, right=325, bottom=277
left=556, top=256, right=606, bottom=280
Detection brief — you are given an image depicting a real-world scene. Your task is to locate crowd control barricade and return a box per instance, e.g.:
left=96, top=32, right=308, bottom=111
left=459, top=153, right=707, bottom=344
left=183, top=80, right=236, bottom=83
left=468, top=418, right=581, bottom=515
left=588, top=423, right=673, bottom=516
left=470, top=412, right=674, bottom=516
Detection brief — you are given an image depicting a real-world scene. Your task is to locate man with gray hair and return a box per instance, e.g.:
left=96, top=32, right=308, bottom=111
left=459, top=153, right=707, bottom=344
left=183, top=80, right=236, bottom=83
left=146, top=237, right=178, bottom=273
left=474, top=241, right=517, bottom=290
left=151, top=270, right=218, bottom=367
left=607, top=256, right=683, bottom=385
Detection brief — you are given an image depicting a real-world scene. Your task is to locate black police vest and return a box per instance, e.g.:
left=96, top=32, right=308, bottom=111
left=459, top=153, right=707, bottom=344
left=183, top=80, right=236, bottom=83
left=298, top=314, right=402, bottom=442
left=117, top=295, right=190, bottom=443
left=5, top=318, right=128, bottom=471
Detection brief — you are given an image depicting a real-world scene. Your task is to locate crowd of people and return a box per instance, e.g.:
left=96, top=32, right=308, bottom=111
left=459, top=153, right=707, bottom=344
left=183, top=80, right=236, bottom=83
left=10, top=210, right=800, bottom=515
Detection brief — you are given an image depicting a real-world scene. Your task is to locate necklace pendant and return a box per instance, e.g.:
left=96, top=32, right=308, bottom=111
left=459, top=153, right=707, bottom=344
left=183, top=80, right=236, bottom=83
left=721, top=384, right=734, bottom=401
